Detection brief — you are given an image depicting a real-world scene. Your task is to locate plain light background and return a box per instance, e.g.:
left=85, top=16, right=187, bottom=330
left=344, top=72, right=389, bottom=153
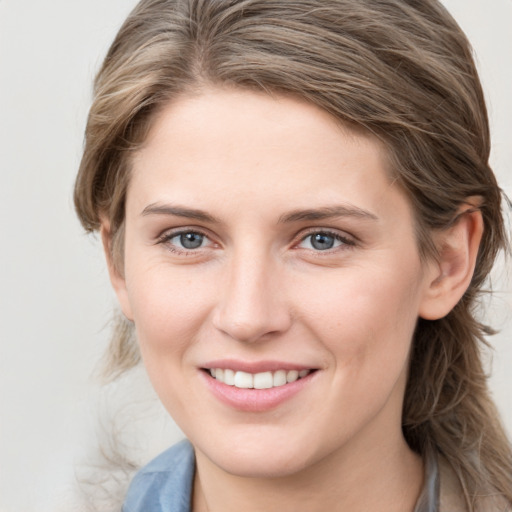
left=0, top=1, right=511, bottom=511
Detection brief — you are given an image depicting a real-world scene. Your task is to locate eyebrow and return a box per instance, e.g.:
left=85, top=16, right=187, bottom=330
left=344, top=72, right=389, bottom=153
left=278, top=205, right=378, bottom=223
left=141, top=202, right=378, bottom=224
left=141, top=203, right=219, bottom=223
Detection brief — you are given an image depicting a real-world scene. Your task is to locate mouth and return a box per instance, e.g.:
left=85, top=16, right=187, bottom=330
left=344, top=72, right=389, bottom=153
left=200, top=360, right=319, bottom=412
left=204, top=368, right=315, bottom=389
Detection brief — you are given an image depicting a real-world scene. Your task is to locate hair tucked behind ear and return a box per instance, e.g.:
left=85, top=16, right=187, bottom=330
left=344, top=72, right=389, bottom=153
left=74, top=0, right=512, bottom=508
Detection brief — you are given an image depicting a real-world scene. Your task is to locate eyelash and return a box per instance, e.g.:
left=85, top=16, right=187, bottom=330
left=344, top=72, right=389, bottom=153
left=155, top=228, right=356, bottom=255
left=295, top=229, right=356, bottom=253
left=156, top=229, right=213, bottom=255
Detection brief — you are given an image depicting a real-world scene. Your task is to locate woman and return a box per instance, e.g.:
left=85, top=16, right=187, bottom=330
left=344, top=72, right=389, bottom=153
left=74, top=0, right=512, bottom=510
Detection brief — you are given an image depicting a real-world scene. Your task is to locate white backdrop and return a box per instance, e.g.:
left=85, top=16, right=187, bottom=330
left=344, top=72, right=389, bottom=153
left=0, top=1, right=511, bottom=511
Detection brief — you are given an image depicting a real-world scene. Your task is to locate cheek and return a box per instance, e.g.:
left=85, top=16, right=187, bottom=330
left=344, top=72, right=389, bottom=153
left=123, top=264, right=215, bottom=418
left=125, top=261, right=214, bottom=356
left=297, top=265, right=423, bottom=374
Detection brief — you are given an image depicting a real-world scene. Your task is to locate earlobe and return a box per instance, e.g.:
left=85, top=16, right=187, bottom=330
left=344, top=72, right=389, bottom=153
left=419, top=204, right=484, bottom=320
left=100, top=219, right=134, bottom=321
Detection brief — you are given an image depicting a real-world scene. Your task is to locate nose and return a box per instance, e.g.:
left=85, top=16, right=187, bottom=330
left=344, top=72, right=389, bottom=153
left=212, top=249, right=292, bottom=343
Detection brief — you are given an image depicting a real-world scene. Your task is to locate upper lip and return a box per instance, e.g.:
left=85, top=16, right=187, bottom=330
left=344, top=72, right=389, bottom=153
left=201, top=359, right=317, bottom=373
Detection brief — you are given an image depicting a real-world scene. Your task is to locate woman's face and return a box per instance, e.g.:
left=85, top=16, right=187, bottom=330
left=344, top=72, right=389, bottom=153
left=112, top=87, right=438, bottom=478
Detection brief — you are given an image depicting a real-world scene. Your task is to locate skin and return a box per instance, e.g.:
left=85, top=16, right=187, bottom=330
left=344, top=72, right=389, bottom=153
left=104, top=87, right=483, bottom=511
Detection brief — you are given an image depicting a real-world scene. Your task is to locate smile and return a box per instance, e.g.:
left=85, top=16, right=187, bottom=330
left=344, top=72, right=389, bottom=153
left=208, top=368, right=312, bottom=389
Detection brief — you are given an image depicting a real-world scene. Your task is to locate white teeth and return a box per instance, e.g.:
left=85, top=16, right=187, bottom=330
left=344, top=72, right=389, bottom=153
left=224, top=368, right=235, bottom=386
left=254, top=371, right=273, bottom=389
left=234, top=371, right=253, bottom=388
left=273, top=370, right=287, bottom=387
left=286, top=370, right=299, bottom=383
left=208, top=368, right=312, bottom=389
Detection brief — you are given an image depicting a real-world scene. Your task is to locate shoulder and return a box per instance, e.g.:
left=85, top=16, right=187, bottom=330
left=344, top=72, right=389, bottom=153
left=122, top=439, right=195, bottom=512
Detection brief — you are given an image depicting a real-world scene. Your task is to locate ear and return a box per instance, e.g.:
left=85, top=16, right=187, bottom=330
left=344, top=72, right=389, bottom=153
left=100, top=218, right=134, bottom=321
left=419, top=203, right=484, bottom=320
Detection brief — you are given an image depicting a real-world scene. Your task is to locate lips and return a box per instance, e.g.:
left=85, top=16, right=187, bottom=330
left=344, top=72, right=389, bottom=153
left=200, top=361, right=318, bottom=412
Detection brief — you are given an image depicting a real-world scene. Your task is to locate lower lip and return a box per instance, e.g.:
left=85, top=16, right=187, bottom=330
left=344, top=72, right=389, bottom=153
left=200, top=371, right=316, bottom=412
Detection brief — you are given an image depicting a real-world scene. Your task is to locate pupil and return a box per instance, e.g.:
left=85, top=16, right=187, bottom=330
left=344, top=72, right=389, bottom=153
left=180, top=232, right=203, bottom=249
left=311, top=233, right=334, bottom=250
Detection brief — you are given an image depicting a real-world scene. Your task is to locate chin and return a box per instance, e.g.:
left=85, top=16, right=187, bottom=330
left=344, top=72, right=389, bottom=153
left=215, top=450, right=312, bottom=479
left=193, top=429, right=322, bottom=479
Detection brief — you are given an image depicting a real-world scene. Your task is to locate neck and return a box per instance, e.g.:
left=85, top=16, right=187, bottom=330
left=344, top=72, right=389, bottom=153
left=192, top=430, right=423, bottom=512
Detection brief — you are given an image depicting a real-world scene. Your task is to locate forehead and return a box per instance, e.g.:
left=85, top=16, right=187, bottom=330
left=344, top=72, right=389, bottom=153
left=141, top=86, right=384, bottom=151
left=127, top=87, right=410, bottom=228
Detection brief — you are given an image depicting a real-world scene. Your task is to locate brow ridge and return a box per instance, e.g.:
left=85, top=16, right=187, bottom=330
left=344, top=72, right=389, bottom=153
left=279, top=205, right=378, bottom=223
left=141, top=203, right=378, bottom=225
left=141, top=203, right=219, bottom=223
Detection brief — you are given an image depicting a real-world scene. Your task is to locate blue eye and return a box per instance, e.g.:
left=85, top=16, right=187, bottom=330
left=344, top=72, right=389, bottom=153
left=311, top=233, right=335, bottom=250
left=164, top=231, right=208, bottom=250
left=299, top=232, right=349, bottom=251
left=179, top=232, right=204, bottom=249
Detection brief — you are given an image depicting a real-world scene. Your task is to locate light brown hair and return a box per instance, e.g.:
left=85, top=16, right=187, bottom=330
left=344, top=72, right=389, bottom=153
left=74, top=0, right=512, bottom=508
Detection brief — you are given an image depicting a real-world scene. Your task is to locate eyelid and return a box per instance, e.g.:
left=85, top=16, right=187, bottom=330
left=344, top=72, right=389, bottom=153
left=294, top=228, right=356, bottom=250
left=154, top=226, right=356, bottom=254
left=155, top=226, right=217, bottom=251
